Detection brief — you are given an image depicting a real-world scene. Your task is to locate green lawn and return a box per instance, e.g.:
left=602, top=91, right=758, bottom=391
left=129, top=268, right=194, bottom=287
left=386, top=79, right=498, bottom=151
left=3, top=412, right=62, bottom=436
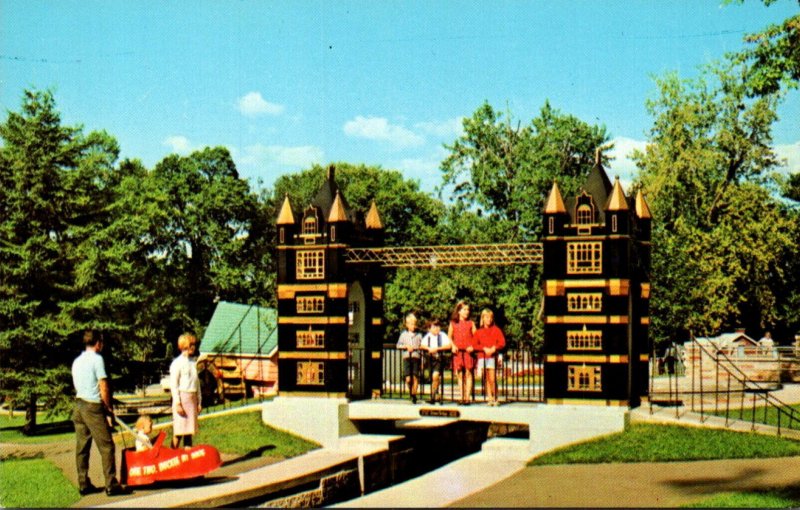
left=195, top=409, right=319, bottom=457
left=0, top=412, right=74, bottom=444
left=712, top=402, right=800, bottom=431
left=0, top=458, right=79, bottom=508
left=686, top=490, right=800, bottom=508
left=530, top=423, right=800, bottom=466
left=0, top=406, right=318, bottom=508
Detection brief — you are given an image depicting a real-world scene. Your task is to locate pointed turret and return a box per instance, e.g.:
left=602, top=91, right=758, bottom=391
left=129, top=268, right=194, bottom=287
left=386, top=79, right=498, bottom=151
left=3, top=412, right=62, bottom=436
left=634, top=189, right=652, bottom=241
left=543, top=180, right=569, bottom=237
left=544, top=180, right=567, bottom=214
left=605, top=176, right=630, bottom=234
left=328, top=191, right=348, bottom=223
left=365, top=200, right=384, bottom=230
left=605, top=177, right=629, bottom=211
left=276, top=194, right=297, bottom=245
left=277, top=195, right=296, bottom=225
left=635, top=189, right=652, bottom=219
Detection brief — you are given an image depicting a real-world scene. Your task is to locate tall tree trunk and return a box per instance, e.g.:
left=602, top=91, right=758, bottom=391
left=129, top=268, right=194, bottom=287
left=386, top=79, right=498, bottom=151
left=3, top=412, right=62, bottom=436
left=22, top=393, right=37, bottom=436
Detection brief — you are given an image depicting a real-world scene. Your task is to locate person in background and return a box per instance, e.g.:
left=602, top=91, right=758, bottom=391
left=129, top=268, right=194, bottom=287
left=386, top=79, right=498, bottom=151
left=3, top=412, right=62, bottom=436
left=134, top=414, right=154, bottom=451
left=758, top=331, right=776, bottom=357
left=420, top=319, right=452, bottom=404
left=473, top=308, right=506, bottom=406
left=170, top=333, right=201, bottom=448
left=71, top=330, right=130, bottom=496
left=396, top=313, right=423, bottom=404
left=449, top=301, right=476, bottom=405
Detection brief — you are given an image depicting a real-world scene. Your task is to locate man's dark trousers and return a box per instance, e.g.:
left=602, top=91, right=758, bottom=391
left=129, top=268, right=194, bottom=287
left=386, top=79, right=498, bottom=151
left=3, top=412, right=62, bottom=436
left=73, top=399, right=117, bottom=490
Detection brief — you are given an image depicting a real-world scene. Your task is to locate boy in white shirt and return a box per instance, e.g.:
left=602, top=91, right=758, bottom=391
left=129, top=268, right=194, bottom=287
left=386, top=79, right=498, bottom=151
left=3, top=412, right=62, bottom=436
left=421, top=319, right=451, bottom=404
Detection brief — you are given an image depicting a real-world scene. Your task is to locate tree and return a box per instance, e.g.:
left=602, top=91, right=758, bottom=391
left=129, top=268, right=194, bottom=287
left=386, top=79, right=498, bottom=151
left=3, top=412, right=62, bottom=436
left=441, top=101, right=610, bottom=240
left=0, top=90, right=120, bottom=432
left=150, top=147, right=270, bottom=333
left=734, top=8, right=800, bottom=96
left=439, top=102, right=610, bottom=347
left=634, top=60, right=799, bottom=344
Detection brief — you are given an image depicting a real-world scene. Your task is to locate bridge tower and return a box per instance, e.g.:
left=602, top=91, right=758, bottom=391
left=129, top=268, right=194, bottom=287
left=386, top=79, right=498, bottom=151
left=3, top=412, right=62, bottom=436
left=542, top=160, right=652, bottom=407
left=275, top=166, right=385, bottom=399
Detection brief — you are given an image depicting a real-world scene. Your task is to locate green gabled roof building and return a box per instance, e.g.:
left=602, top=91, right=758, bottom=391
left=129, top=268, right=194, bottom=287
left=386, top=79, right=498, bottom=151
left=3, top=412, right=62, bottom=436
left=201, top=301, right=278, bottom=357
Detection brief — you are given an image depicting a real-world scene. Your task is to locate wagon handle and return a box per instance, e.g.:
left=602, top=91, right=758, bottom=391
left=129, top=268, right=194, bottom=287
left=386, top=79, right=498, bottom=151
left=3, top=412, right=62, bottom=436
left=114, top=416, right=135, bottom=450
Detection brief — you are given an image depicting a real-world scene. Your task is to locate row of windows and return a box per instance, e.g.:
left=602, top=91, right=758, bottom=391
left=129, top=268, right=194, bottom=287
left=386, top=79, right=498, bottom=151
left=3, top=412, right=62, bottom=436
left=567, top=292, right=602, bottom=312
left=566, top=329, right=603, bottom=350
left=296, top=296, right=325, bottom=314
left=297, top=330, right=325, bottom=348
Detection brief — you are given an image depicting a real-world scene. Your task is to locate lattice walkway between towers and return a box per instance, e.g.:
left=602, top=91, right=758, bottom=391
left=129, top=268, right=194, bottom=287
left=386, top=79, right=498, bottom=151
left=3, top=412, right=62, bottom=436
left=345, top=243, right=543, bottom=268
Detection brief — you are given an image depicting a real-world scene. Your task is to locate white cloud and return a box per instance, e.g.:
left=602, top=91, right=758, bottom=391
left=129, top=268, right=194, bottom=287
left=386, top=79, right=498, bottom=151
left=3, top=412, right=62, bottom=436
left=414, top=117, right=464, bottom=139
left=237, top=144, right=323, bottom=168
left=343, top=116, right=425, bottom=149
left=607, top=136, right=648, bottom=189
left=392, top=147, right=449, bottom=191
left=237, top=92, right=285, bottom=117
left=163, top=135, right=194, bottom=155
left=775, top=141, right=800, bottom=175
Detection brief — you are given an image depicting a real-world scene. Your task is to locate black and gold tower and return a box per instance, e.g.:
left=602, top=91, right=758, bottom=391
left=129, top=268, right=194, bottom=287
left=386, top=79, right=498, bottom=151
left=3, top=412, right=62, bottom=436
left=542, top=160, right=652, bottom=407
left=276, top=166, right=386, bottom=399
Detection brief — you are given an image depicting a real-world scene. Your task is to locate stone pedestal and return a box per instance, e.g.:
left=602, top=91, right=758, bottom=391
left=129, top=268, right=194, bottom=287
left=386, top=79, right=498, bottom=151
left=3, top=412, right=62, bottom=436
left=261, top=397, right=359, bottom=448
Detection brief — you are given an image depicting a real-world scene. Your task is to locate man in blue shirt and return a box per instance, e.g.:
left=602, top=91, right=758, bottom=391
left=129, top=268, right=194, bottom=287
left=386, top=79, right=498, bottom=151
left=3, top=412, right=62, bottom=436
left=71, top=330, right=129, bottom=496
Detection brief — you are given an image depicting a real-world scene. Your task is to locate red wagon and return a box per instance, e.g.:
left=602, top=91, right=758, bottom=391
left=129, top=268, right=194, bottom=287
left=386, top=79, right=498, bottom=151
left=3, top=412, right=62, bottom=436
left=120, top=430, right=222, bottom=486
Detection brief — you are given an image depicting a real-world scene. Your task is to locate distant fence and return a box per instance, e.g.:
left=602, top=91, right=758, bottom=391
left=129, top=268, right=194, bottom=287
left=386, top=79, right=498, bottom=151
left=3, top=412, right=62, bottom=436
left=649, top=336, right=800, bottom=436
left=373, top=345, right=543, bottom=403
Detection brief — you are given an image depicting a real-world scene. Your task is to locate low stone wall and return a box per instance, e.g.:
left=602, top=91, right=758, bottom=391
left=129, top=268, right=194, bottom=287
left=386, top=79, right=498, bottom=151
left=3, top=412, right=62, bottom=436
left=683, top=343, right=785, bottom=385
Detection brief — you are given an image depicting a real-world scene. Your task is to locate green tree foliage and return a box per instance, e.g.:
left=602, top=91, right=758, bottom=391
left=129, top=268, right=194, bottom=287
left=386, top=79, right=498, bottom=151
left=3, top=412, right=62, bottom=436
left=0, top=90, right=118, bottom=431
left=151, top=147, right=271, bottom=332
left=441, top=101, right=610, bottom=240
left=736, top=10, right=800, bottom=96
left=438, top=102, right=609, bottom=347
left=271, top=162, right=444, bottom=247
left=635, top=61, right=799, bottom=344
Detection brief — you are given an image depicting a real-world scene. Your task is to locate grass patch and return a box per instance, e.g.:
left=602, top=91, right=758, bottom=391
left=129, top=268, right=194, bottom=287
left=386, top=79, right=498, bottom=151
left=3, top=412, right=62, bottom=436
left=0, top=413, right=74, bottom=444
left=530, top=423, right=800, bottom=466
left=194, top=409, right=319, bottom=458
left=0, top=458, right=79, bottom=508
left=714, top=402, right=800, bottom=431
left=685, top=490, right=800, bottom=508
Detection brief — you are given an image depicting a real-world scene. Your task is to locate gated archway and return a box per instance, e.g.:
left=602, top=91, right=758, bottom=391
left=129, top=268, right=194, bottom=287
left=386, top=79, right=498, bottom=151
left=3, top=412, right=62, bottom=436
left=276, top=164, right=652, bottom=406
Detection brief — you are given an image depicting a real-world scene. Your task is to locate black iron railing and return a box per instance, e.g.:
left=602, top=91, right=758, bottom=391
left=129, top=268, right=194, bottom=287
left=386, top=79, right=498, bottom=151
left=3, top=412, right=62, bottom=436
left=375, top=345, right=544, bottom=404
left=649, top=335, right=800, bottom=436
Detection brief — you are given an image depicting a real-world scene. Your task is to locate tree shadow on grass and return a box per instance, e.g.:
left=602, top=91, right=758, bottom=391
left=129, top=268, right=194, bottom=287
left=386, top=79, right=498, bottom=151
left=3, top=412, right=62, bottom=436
left=221, top=445, right=276, bottom=467
left=665, top=467, right=766, bottom=495
left=664, top=467, right=800, bottom=501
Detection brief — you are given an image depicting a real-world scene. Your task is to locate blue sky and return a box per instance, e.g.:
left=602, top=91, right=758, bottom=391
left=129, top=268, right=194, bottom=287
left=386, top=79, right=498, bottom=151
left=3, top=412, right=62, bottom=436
left=2, top=1, right=798, bottom=192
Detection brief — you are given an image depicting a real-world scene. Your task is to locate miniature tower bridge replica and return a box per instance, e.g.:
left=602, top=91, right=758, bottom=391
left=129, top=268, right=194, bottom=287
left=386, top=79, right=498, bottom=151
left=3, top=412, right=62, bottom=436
left=276, top=164, right=651, bottom=407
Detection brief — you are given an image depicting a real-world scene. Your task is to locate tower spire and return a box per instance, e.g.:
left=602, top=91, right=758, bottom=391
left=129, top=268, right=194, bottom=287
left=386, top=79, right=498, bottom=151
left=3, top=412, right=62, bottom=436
left=277, top=194, right=295, bottom=225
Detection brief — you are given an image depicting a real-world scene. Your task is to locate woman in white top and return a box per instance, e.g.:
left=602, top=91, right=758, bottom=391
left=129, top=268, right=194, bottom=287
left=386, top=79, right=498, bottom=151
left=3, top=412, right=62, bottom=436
left=169, top=333, right=201, bottom=448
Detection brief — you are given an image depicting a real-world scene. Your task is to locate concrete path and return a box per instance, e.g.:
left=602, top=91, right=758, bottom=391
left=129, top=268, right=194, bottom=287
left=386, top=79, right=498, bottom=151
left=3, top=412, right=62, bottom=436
left=450, top=456, right=800, bottom=507
left=331, top=450, right=528, bottom=508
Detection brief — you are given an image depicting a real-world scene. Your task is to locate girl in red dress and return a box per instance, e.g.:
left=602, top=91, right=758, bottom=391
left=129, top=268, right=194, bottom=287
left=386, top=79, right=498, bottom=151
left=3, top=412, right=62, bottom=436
left=473, top=308, right=506, bottom=406
left=448, top=300, right=476, bottom=404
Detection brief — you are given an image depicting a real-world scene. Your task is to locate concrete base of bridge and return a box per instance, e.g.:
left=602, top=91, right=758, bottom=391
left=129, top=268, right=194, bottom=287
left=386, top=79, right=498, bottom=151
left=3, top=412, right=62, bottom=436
left=262, top=397, right=630, bottom=457
left=261, top=396, right=359, bottom=447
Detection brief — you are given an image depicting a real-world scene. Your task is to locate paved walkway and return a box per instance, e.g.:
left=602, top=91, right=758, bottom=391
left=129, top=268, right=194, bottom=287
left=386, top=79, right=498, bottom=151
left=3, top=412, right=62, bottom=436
left=451, top=456, right=800, bottom=507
